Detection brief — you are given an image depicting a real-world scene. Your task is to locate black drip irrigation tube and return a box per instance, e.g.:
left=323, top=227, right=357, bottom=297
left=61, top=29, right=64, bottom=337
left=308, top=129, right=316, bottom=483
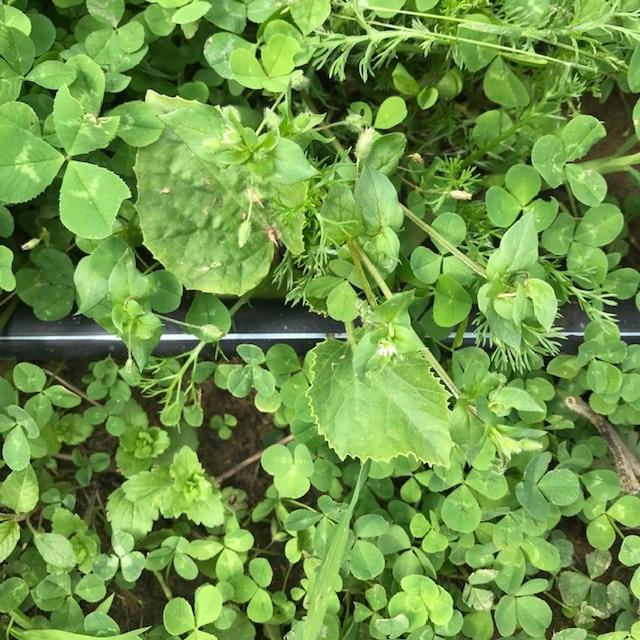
left=0, top=300, right=638, bottom=361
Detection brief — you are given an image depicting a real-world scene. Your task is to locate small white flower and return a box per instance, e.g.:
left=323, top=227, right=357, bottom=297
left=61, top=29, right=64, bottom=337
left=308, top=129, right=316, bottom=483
left=376, top=338, right=397, bottom=358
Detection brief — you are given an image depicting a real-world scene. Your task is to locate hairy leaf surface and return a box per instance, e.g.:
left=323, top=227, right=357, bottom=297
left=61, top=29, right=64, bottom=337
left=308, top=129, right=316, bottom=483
left=307, top=339, right=451, bottom=463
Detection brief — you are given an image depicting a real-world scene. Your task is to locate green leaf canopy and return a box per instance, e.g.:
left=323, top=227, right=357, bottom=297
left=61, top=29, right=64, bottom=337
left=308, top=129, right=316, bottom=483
left=307, top=339, right=452, bottom=464
left=134, top=94, right=274, bottom=295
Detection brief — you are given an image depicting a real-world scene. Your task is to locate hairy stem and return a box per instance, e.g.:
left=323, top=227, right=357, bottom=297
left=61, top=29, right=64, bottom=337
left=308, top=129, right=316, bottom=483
left=352, top=242, right=394, bottom=300
left=152, top=570, right=173, bottom=601
left=216, top=434, right=294, bottom=483
left=354, top=241, right=461, bottom=398
left=565, top=395, right=640, bottom=495
left=43, top=368, right=102, bottom=408
left=580, top=150, right=640, bottom=175
left=401, top=205, right=488, bottom=279
left=348, top=239, right=378, bottom=307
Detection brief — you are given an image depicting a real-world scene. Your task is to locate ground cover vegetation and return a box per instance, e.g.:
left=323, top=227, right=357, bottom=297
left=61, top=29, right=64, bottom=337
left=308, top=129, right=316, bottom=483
left=1, top=0, right=640, bottom=638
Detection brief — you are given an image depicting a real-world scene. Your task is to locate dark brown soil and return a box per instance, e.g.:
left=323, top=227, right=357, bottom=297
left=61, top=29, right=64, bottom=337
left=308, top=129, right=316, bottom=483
left=196, top=378, right=277, bottom=500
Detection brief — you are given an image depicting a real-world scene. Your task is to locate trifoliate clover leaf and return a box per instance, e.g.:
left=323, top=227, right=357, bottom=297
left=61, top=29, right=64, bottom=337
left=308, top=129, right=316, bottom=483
left=0, top=125, right=63, bottom=204
left=261, top=443, right=313, bottom=499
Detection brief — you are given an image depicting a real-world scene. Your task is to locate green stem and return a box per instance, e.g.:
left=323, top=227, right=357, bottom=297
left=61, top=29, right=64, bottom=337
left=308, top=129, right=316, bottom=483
left=354, top=242, right=462, bottom=399
left=545, top=592, right=567, bottom=609
left=420, top=345, right=460, bottom=399
left=610, top=518, right=626, bottom=540
left=580, top=150, right=640, bottom=175
left=0, top=295, right=18, bottom=333
left=402, top=205, right=487, bottom=279
left=153, top=570, right=173, bottom=601
left=345, top=321, right=356, bottom=347
left=348, top=240, right=378, bottom=308
left=43, top=368, right=102, bottom=408
left=352, top=242, right=393, bottom=300
left=229, top=292, right=252, bottom=316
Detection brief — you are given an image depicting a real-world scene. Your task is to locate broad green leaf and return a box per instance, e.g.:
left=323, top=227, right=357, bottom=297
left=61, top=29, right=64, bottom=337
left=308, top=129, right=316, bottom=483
left=326, top=281, right=359, bottom=322
left=485, top=186, right=521, bottom=227
left=74, top=237, right=131, bottom=318
left=619, top=535, right=640, bottom=566
left=531, top=135, right=566, bottom=188
left=566, top=243, right=607, bottom=287
left=0, top=465, right=39, bottom=512
left=483, top=57, right=529, bottom=108
left=350, top=539, right=385, bottom=580
left=60, top=161, right=130, bottom=238
left=586, top=514, right=615, bottom=550
left=230, top=48, right=267, bottom=88
left=441, top=485, right=481, bottom=533
left=494, top=595, right=517, bottom=637
left=505, top=164, right=541, bottom=205
left=456, top=14, right=498, bottom=71
left=516, top=595, right=552, bottom=637
left=0, top=125, right=63, bottom=203
left=87, top=0, right=125, bottom=27
left=525, top=278, right=557, bottom=331
left=106, top=488, right=156, bottom=539
left=574, top=203, right=623, bottom=247
left=135, top=96, right=274, bottom=295
left=487, top=212, right=538, bottom=276
left=247, top=588, right=273, bottom=623
left=374, top=96, right=407, bottom=130
left=164, top=597, right=195, bottom=635
left=204, top=32, right=254, bottom=79
left=66, top=54, right=105, bottom=116
left=0, top=576, right=28, bottom=613
left=355, top=167, right=403, bottom=233
left=0, top=520, right=19, bottom=562
left=560, top=115, right=606, bottom=161
left=109, top=100, right=164, bottom=147
left=0, top=25, right=34, bottom=75
left=0, top=245, right=15, bottom=291
left=185, top=293, right=231, bottom=342
left=261, top=34, right=300, bottom=77
left=194, top=584, right=222, bottom=627
left=411, top=246, right=441, bottom=284
left=629, top=43, right=640, bottom=92
left=433, top=275, right=471, bottom=327
left=607, top=495, right=640, bottom=527
left=148, top=270, right=183, bottom=313
left=3, top=426, right=30, bottom=470
left=12, top=363, right=45, bottom=393
left=0, top=6, right=31, bottom=35
left=171, top=1, right=211, bottom=24
left=307, top=339, right=451, bottom=464
left=270, top=138, right=317, bottom=185
left=290, top=0, right=331, bottom=34
left=319, top=183, right=364, bottom=243
left=26, top=60, right=76, bottom=89
left=631, top=567, right=640, bottom=599
left=34, top=532, right=77, bottom=569
left=15, top=248, right=75, bottom=321
left=0, top=102, right=39, bottom=134
left=565, top=164, right=607, bottom=207
left=542, top=210, right=575, bottom=255
left=54, top=85, right=119, bottom=156
left=538, top=469, right=580, bottom=506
